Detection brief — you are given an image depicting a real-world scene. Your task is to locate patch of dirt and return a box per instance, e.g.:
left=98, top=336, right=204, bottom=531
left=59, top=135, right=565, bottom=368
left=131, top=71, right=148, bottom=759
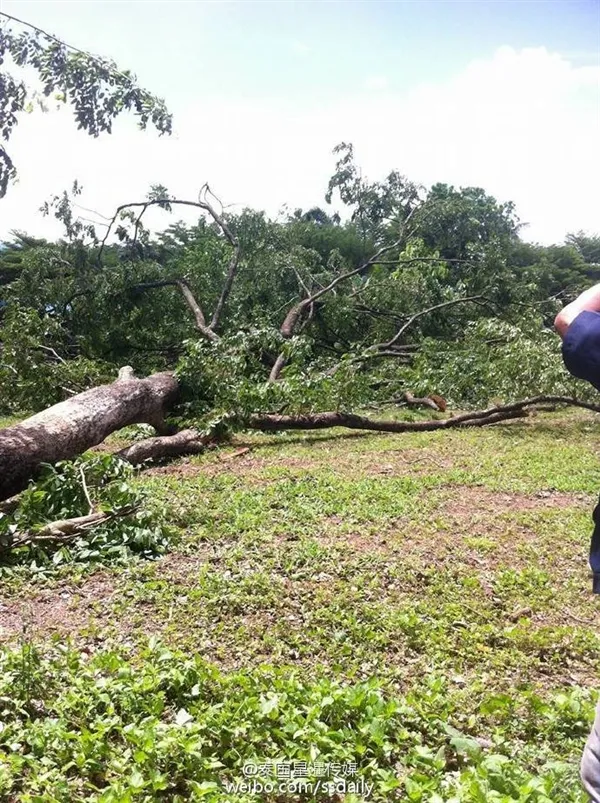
left=0, top=573, right=116, bottom=642
left=317, top=521, right=393, bottom=556
left=144, top=452, right=321, bottom=484
left=0, top=551, right=217, bottom=646
left=142, top=440, right=455, bottom=483
left=261, top=446, right=456, bottom=479
left=313, top=486, right=592, bottom=582
left=440, top=486, right=590, bottom=518
left=157, top=551, right=213, bottom=583
left=145, top=460, right=215, bottom=479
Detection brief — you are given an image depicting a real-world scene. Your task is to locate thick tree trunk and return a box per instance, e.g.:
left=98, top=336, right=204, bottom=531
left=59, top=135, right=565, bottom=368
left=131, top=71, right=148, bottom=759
left=0, top=370, right=178, bottom=499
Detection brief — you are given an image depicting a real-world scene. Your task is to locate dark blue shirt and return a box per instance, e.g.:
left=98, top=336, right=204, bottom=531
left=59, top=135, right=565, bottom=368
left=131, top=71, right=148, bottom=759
left=561, top=310, right=600, bottom=592
left=562, top=310, right=600, bottom=392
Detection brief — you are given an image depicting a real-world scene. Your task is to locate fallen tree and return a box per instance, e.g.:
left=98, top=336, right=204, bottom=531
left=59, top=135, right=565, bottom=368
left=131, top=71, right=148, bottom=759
left=0, top=368, right=178, bottom=499
left=2, top=360, right=600, bottom=503
left=3, top=172, right=590, bottom=499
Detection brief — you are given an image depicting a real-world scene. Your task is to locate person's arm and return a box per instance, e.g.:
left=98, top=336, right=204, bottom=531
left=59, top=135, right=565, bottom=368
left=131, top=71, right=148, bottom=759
left=554, top=284, right=600, bottom=339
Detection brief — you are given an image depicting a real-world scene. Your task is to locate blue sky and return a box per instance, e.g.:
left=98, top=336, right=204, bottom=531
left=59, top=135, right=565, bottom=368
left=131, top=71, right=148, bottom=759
left=5, top=1, right=598, bottom=102
left=1, top=0, right=599, bottom=242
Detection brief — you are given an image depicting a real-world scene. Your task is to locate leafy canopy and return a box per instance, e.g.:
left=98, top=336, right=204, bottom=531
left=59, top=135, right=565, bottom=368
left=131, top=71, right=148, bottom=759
left=1, top=141, right=598, bottom=420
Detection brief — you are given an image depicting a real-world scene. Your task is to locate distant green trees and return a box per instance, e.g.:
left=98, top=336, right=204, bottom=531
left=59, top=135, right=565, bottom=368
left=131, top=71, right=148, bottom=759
left=566, top=231, right=600, bottom=267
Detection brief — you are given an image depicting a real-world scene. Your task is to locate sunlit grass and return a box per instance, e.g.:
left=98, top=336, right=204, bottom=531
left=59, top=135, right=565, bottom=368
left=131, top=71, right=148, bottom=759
left=1, top=408, right=598, bottom=799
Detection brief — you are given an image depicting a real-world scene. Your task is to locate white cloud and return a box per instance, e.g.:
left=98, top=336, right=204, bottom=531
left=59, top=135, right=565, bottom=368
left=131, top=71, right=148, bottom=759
left=361, top=75, right=389, bottom=91
left=290, top=41, right=310, bottom=56
left=1, top=46, right=599, bottom=244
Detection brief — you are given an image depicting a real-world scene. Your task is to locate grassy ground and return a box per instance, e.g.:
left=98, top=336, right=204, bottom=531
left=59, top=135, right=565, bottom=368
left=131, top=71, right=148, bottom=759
left=0, top=410, right=599, bottom=801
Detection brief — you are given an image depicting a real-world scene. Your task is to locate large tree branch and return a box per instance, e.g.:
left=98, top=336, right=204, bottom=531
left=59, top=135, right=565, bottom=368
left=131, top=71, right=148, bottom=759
left=249, top=409, right=525, bottom=433
left=115, top=429, right=208, bottom=464
left=249, top=396, right=600, bottom=434
left=270, top=239, right=407, bottom=381
left=268, top=353, right=288, bottom=383
left=99, top=185, right=241, bottom=335
left=323, top=296, right=491, bottom=378
left=113, top=394, right=600, bottom=467
left=199, top=185, right=242, bottom=331
left=129, top=278, right=219, bottom=342
left=99, top=199, right=206, bottom=260
left=270, top=249, right=489, bottom=383
left=379, top=295, right=489, bottom=350
left=279, top=239, right=406, bottom=340
left=372, top=257, right=478, bottom=267
left=176, top=279, right=218, bottom=341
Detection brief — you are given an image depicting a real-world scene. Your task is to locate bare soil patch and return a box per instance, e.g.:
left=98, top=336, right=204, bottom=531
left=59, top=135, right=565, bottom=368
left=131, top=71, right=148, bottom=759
left=316, top=485, right=592, bottom=582
left=0, top=573, right=116, bottom=642
left=440, top=486, right=590, bottom=518
left=142, top=440, right=455, bottom=483
left=144, top=451, right=322, bottom=487
left=0, top=552, right=216, bottom=645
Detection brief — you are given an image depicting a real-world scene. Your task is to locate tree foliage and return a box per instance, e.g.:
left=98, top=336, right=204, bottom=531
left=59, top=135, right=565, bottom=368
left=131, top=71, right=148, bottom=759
left=0, top=140, right=598, bottom=422
left=0, top=16, right=596, bottom=427
left=0, top=12, right=172, bottom=197
left=0, top=453, right=170, bottom=572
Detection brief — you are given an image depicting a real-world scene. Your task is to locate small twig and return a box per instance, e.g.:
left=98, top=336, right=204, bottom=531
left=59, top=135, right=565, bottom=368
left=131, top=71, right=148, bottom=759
left=219, top=447, right=252, bottom=462
left=34, top=344, right=66, bottom=364
left=79, top=466, right=94, bottom=514
left=72, top=202, right=113, bottom=221
left=461, top=602, right=491, bottom=621
left=561, top=607, right=595, bottom=626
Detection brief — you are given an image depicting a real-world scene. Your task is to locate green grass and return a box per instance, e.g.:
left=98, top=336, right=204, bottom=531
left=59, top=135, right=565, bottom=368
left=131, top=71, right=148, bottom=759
left=1, top=409, right=600, bottom=800
left=0, top=414, right=29, bottom=429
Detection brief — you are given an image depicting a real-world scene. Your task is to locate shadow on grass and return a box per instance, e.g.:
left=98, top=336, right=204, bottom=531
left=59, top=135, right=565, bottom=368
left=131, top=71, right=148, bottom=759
left=492, top=412, right=600, bottom=440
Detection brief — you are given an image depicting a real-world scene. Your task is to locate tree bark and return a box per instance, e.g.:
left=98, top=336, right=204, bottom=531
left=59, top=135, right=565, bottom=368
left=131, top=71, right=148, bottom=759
left=0, top=370, right=178, bottom=499
left=249, top=408, right=528, bottom=433
left=115, top=428, right=208, bottom=464
left=249, top=395, right=600, bottom=434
